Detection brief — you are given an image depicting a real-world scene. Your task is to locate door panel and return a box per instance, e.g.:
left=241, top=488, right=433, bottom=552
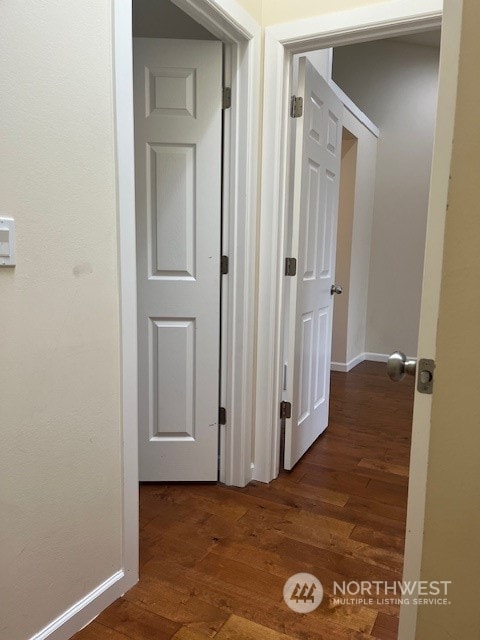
left=150, top=318, right=195, bottom=439
left=134, top=38, right=222, bottom=481
left=284, top=58, right=343, bottom=470
left=149, top=143, right=196, bottom=278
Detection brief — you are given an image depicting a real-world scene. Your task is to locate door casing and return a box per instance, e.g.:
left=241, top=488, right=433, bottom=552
left=254, top=2, right=462, bottom=639
left=124, top=8, right=260, bottom=484
left=105, top=2, right=260, bottom=640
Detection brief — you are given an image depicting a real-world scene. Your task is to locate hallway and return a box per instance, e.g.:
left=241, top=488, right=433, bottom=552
left=73, top=361, right=413, bottom=640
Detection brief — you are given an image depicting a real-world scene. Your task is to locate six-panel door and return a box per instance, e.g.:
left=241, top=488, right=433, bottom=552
left=285, top=58, right=343, bottom=470
left=134, top=38, right=222, bottom=481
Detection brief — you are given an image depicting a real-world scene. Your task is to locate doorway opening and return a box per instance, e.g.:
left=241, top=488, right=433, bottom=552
left=331, top=33, right=441, bottom=374
left=134, top=1, right=224, bottom=483
left=251, top=3, right=458, bottom=637
left=277, top=26, right=442, bottom=640
left=131, top=0, right=259, bottom=487
left=278, top=28, right=441, bottom=475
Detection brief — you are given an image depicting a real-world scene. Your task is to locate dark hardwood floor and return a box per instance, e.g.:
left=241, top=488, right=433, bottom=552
left=73, top=361, right=414, bottom=640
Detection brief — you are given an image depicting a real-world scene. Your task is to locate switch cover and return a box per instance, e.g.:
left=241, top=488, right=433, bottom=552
left=0, top=218, right=15, bottom=266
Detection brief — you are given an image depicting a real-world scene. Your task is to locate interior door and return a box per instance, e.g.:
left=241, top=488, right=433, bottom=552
left=134, top=38, right=222, bottom=481
left=284, top=57, right=344, bottom=470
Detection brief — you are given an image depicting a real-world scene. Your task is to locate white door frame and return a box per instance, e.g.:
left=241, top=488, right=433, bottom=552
left=72, top=0, right=260, bottom=637
left=115, top=0, right=260, bottom=490
left=254, top=2, right=462, bottom=639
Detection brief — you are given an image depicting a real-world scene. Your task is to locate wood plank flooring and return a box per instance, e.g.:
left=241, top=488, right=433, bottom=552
left=73, top=362, right=413, bottom=640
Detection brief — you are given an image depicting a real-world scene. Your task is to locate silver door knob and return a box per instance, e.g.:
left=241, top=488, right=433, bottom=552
left=330, top=284, right=343, bottom=295
left=387, top=351, right=417, bottom=382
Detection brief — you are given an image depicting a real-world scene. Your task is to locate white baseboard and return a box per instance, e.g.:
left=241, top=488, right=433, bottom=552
left=30, top=570, right=132, bottom=640
left=331, top=351, right=417, bottom=371
left=331, top=352, right=365, bottom=372
left=364, top=351, right=417, bottom=362
left=363, top=352, right=389, bottom=362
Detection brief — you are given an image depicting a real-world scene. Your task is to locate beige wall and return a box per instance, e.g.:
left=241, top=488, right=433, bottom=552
left=332, top=111, right=377, bottom=366
left=262, top=0, right=386, bottom=26
left=3, top=1, right=480, bottom=639
left=332, top=132, right=357, bottom=365
left=343, top=110, right=378, bottom=364
left=333, top=40, right=439, bottom=358
left=237, top=0, right=388, bottom=28
left=0, top=2, right=123, bottom=639
left=235, top=0, right=262, bottom=23
left=417, top=2, right=480, bottom=638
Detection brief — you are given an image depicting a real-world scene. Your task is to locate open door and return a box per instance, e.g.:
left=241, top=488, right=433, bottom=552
left=134, top=38, right=222, bottom=481
left=284, top=58, right=344, bottom=470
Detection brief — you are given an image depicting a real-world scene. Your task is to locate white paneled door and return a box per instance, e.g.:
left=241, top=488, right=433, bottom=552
left=284, top=58, right=343, bottom=470
left=134, top=38, right=222, bottom=481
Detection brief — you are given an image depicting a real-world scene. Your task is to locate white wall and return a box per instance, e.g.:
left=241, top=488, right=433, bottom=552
left=0, top=2, right=124, bottom=639
left=333, top=39, right=439, bottom=358
left=332, top=111, right=378, bottom=369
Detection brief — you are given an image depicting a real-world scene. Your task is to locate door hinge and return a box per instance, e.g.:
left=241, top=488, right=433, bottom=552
left=290, top=95, right=303, bottom=118
left=280, top=401, right=292, bottom=420
left=219, top=407, right=227, bottom=425
left=221, top=255, right=229, bottom=275
left=285, top=257, right=297, bottom=277
left=222, top=87, right=232, bottom=109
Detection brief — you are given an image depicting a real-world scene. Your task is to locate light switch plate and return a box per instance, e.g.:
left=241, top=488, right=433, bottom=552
left=0, top=218, right=15, bottom=267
